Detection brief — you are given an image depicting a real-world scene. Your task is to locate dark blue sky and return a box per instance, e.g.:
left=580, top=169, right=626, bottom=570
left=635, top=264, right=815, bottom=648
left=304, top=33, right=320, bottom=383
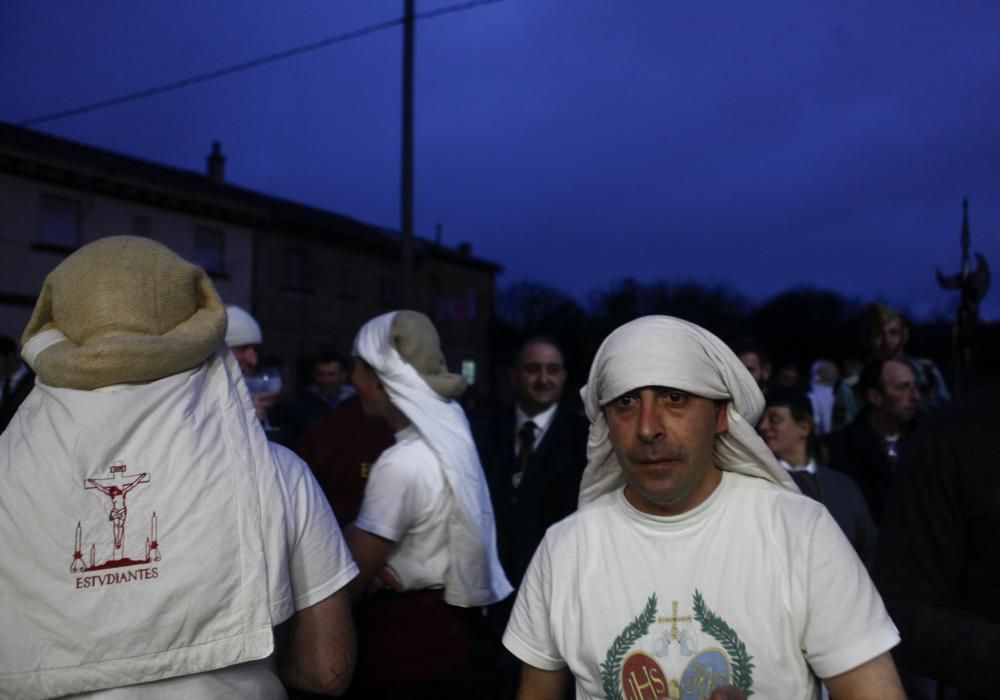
left=3, top=1, right=999, bottom=319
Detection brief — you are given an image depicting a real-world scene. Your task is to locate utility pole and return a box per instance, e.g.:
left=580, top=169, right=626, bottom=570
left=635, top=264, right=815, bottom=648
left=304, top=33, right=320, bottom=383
left=400, top=0, right=415, bottom=307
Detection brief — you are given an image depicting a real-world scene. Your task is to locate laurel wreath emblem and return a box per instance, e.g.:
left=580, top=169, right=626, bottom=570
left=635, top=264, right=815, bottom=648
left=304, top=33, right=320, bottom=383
left=599, top=590, right=755, bottom=699
left=693, top=590, right=755, bottom=695
left=599, top=593, right=657, bottom=700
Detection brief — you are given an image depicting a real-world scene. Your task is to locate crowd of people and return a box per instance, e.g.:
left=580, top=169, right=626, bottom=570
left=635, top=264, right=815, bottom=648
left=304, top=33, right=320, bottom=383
left=0, top=236, right=996, bottom=700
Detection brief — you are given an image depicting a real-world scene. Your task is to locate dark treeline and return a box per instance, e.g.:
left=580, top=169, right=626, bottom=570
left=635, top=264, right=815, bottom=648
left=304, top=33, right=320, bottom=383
left=489, top=278, right=996, bottom=401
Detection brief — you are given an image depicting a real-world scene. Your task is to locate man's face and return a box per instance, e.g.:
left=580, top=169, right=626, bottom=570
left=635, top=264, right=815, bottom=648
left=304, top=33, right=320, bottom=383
left=511, top=341, right=566, bottom=415
left=314, top=360, right=346, bottom=397
left=738, top=352, right=770, bottom=386
left=758, top=406, right=809, bottom=463
left=604, top=386, right=727, bottom=516
left=230, top=344, right=259, bottom=376
left=868, top=317, right=908, bottom=360
left=871, top=360, right=920, bottom=424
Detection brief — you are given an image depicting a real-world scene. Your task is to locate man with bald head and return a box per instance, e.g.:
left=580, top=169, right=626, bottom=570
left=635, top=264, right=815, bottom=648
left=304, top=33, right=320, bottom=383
left=503, top=316, right=904, bottom=700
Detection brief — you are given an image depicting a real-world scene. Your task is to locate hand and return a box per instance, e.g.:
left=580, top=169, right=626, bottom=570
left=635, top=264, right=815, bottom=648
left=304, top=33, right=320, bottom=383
left=365, top=565, right=405, bottom=595
left=252, top=390, right=278, bottom=420
left=709, top=687, right=747, bottom=700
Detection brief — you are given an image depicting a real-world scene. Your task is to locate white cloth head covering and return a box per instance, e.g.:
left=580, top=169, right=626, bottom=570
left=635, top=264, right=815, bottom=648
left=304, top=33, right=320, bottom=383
left=353, top=311, right=512, bottom=607
left=579, top=315, right=797, bottom=506
left=225, top=305, right=262, bottom=347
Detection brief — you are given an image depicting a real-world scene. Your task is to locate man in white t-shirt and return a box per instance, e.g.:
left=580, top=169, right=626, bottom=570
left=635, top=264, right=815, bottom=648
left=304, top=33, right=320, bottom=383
left=503, top=315, right=905, bottom=700
left=342, top=310, right=511, bottom=696
left=0, top=237, right=357, bottom=698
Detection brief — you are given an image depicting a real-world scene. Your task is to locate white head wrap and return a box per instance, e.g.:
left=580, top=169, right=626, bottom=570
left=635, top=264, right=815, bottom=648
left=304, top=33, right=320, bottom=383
left=579, top=315, right=797, bottom=506
left=225, top=305, right=262, bottom=347
left=353, top=311, right=512, bottom=607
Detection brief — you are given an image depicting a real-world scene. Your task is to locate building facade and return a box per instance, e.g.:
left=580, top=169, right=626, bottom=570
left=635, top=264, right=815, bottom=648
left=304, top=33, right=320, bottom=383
left=0, top=123, right=499, bottom=398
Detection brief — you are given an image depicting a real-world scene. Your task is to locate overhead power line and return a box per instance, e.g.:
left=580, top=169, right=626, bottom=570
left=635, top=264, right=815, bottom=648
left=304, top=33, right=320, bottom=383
left=18, top=0, right=505, bottom=127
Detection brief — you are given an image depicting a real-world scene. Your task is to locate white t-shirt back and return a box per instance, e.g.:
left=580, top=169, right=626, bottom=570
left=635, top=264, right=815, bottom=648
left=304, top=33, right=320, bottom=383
left=355, top=426, right=452, bottom=590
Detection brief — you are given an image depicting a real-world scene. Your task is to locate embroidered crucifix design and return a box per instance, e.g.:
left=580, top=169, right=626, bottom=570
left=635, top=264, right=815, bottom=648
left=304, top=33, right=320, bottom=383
left=84, top=461, right=149, bottom=561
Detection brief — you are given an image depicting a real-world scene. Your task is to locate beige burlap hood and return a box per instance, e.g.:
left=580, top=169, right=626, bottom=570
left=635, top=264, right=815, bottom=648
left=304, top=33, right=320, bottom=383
left=1, top=237, right=299, bottom=696
left=21, top=236, right=226, bottom=390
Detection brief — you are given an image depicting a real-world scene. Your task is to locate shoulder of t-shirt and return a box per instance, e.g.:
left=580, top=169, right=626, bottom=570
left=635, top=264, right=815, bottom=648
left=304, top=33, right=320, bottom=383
left=724, top=471, right=826, bottom=523
left=370, top=434, right=436, bottom=475
left=268, top=440, right=309, bottom=487
left=540, top=490, right=619, bottom=542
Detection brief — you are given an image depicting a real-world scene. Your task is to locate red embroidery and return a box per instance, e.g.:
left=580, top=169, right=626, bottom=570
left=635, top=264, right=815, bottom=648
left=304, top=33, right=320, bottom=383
left=73, top=461, right=161, bottom=577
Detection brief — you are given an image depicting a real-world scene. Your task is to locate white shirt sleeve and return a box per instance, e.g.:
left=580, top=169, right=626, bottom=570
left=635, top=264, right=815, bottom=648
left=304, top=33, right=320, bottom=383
left=269, top=443, right=358, bottom=613
left=799, top=505, right=900, bottom=678
left=502, top=535, right=567, bottom=671
left=354, top=445, right=427, bottom=542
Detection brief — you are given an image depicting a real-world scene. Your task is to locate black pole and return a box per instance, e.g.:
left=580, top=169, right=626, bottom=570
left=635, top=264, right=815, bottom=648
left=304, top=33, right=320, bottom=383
left=401, top=0, right=415, bottom=307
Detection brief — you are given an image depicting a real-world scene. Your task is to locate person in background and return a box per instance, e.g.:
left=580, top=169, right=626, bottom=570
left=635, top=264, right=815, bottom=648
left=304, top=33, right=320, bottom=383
left=474, top=335, right=589, bottom=698
left=277, top=350, right=357, bottom=450
left=759, top=388, right=878, bottom=566
left=476, top=335, right=589, bottom=589
left=225, top=304, right=262, bottom=376
left=225, top=305, right=288, bottom=442
left=808, top=359, right=840, bottom=435
left=875, top=381, right=1000, bottom=700
left=733, top=336, right=772, bottom=393
left=295, top=388, right=395, bottom=527
left=826, top=357, right=920, bottom=524
left=344, top=310, right=511, bottom=698
left=834, top=303, right=949, bottom=428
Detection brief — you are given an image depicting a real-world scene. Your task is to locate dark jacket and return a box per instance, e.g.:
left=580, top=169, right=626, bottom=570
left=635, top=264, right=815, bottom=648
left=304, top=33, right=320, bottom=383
left=874, top=383, right=1000, bottom=699
left=0, top=366, right=34, bottom=435
left=810, top=465, right=878, bottom=568
left=475, top=402, right=589, bottom=588
left=824, top=407, right=913, bottom=524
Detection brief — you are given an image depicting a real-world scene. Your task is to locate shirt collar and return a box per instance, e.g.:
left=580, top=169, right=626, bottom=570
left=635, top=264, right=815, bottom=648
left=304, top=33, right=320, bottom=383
left=778, top=457, right=817, bottom=474
left=515, top=401, right=558, bottom=434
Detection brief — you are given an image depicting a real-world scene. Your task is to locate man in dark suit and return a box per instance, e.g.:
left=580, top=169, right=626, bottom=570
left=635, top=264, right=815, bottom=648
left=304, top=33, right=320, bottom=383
left=474, top=335, right=589, bottom=698
left=477, top=336, right=589, bottom=590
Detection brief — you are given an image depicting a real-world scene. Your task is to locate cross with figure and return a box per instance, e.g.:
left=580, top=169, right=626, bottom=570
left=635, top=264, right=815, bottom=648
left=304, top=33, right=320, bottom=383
left=85, top=461, right=149, bottom=561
